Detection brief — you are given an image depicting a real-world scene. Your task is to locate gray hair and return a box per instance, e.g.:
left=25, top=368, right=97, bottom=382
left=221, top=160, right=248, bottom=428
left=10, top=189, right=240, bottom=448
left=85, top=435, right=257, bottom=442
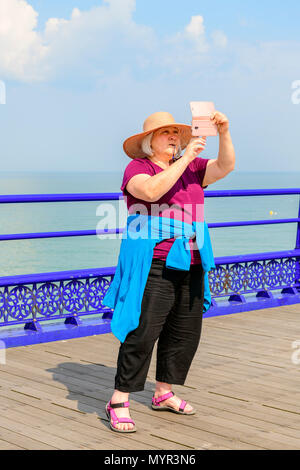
left=141, top=133, right=154, bottom=156
left=141, top=131, right=182, bottom=159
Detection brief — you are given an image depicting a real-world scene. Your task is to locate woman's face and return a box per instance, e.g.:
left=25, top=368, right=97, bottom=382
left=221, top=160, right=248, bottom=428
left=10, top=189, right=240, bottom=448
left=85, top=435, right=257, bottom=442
left=151, top=126, right=181, bottom=158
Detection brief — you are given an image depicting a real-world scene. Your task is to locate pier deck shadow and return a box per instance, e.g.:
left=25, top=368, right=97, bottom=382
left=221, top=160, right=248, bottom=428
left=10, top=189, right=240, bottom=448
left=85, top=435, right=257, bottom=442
left=0, top=304, right=300, bottom=450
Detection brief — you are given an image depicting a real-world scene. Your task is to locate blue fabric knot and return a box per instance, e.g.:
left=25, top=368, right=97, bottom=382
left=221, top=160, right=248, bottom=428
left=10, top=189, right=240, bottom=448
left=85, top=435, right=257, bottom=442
left=103, top=215, right=215, bottom=343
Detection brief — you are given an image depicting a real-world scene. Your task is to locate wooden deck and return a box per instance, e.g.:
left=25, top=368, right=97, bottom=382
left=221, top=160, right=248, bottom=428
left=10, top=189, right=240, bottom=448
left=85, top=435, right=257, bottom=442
left=0, top=304, right=300, bottom=450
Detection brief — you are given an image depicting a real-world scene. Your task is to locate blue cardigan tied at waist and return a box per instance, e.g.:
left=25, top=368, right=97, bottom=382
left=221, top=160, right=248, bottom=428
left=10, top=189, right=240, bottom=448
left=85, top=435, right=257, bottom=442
left=103, top=214, right=215, bottom=343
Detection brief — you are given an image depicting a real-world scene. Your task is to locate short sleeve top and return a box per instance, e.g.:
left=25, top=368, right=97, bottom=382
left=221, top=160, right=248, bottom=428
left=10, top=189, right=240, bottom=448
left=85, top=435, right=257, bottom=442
left=120, top=156, right=209, bottom=264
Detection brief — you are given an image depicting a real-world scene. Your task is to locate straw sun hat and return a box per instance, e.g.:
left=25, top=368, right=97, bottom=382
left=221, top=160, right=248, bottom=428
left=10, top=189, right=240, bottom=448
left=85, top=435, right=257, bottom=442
left=123, top=112, right=192, bottom=159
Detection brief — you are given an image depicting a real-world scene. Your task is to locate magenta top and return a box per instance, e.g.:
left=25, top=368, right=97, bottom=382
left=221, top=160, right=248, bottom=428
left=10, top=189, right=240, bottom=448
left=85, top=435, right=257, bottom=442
left=120, top=156, right=209, bottom=265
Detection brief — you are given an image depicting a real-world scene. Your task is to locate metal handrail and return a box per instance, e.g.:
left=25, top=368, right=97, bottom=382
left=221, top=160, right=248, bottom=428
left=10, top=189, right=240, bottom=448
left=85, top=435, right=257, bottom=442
left=0, top=188, right=299, bottom=204
left=0, top=189, right=299, bottom=241
left=0, top=248, right=298, bottom=287
left=0, top=219, right=300, bottom=241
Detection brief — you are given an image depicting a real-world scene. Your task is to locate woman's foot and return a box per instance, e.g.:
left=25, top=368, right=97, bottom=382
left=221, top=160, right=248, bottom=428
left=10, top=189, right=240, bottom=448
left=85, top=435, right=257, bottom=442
left=154, top=382, right=194, bottom=414
left=153, top=391, right=194, bottom=413
left=108, top=391, right=135, bottom=432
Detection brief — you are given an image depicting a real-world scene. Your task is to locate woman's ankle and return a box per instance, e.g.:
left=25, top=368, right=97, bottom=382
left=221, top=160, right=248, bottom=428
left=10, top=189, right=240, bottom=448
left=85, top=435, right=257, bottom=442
left=155, top=381, right=172, bottom=397
left=111, top=389, right=129, bottom=403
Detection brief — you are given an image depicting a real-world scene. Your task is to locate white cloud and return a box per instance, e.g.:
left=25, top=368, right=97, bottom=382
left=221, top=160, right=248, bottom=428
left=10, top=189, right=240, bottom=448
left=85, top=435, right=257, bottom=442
left=0, top=0, right=155, bottom=82
left=0, top=0, right=299, bottom=92
left=0, top=2, right=222, bottom=81
left=234, top=40, right=300, bottom=77
left=160, top=15, right=212, bottom=75
left=0, top=0, right=49, bottom=81
left=0, top=1, right=299, bottom=173
left=211, top=30, right=228, bottom=48
left=185, top=15, right=205, bottom=37
left=166, top=15, right=208, bottom=56
left=44, top=17, right=68, bottom=35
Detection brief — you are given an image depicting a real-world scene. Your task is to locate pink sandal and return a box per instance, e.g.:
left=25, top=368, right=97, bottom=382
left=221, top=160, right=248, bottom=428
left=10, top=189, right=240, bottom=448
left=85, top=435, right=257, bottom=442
left=105, top=401, right=136, bottom=433
left=152, top=391, right=195, bottom=415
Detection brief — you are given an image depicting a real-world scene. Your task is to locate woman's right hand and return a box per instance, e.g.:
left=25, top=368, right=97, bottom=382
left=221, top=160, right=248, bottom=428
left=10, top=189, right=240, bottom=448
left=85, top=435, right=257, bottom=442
left=183, top=137, right=206, bottom=163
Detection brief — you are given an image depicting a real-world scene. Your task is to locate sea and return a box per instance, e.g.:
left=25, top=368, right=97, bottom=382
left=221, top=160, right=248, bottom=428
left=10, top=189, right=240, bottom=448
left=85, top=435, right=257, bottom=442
left=0, top=171, right=299, bottom=277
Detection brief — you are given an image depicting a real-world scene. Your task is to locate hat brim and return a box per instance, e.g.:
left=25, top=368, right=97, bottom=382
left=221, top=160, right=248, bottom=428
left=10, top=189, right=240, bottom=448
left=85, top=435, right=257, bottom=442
left=123, top=123, right=192, bottom=159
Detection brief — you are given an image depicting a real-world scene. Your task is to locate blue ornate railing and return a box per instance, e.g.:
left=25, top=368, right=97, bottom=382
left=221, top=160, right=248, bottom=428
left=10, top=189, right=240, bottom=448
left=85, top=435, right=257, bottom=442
left=0, top=189, right=299, bottom=347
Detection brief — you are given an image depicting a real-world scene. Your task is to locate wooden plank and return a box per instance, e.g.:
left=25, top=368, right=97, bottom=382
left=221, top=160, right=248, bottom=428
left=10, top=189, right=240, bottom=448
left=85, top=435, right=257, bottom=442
left=1, top=304, right=300, bottom=449
left=3, top=393, right=191, bottom=450
left=0, top=424, right=57, bottom=450
left=127, top=399, right=298, bottom=450
left=0, top=414, right=90, bottom=450
left=188, top=401, right=300, bottom=440
left=0, top=439, right=25, bottom=450
left=186, top=390, right=300, bottom=430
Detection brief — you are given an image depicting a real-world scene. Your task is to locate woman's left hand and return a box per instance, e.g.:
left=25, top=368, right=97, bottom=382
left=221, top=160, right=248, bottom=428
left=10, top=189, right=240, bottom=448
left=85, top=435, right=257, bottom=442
left=210, top=111, right=229, bottom=135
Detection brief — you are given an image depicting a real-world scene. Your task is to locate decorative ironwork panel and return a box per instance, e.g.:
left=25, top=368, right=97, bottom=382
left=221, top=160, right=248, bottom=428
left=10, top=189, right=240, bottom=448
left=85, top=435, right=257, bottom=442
left=209, top=256, right=299, bottom=297
left=247, top=262, right=265, bottom=290
left=62, top=280, right=86, bottom=313
left=35, top=283, right=62, bottom=317
left=6, top=286, right=35, bottom=322
left=0, top=276, right=113, bottom=326
left=0, top=255, right=299, bottom=327
left=87, top=277, right=111, bottom=309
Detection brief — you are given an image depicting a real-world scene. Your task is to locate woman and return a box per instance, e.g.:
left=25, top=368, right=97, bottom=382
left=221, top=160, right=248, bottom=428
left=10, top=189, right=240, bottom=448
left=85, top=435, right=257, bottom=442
left=104, top=110, right=235, bottom=433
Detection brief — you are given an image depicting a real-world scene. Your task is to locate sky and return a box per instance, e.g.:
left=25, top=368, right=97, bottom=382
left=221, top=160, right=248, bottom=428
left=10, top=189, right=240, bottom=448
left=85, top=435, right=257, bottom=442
left=0, top=0, right=299, bottom=173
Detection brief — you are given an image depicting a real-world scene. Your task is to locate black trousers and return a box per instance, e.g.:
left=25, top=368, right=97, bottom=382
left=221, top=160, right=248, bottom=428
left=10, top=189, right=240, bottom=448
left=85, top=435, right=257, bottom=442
left=114, top=258, right=205, bottom=393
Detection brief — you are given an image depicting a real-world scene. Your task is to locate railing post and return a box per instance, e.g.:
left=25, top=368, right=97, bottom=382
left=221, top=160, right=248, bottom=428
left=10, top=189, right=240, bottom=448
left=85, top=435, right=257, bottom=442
left=296, top=196, right=300, bottom=249
left=64, top=314, right=82, bottom=326
left=296, top=196, right=300, bottom=286
left=24, top=320, right=43, bottom=332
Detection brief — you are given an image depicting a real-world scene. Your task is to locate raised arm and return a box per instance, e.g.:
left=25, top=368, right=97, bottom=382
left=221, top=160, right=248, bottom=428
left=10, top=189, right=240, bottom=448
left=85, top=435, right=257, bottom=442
left=202, top=111, right=235, bottom=187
